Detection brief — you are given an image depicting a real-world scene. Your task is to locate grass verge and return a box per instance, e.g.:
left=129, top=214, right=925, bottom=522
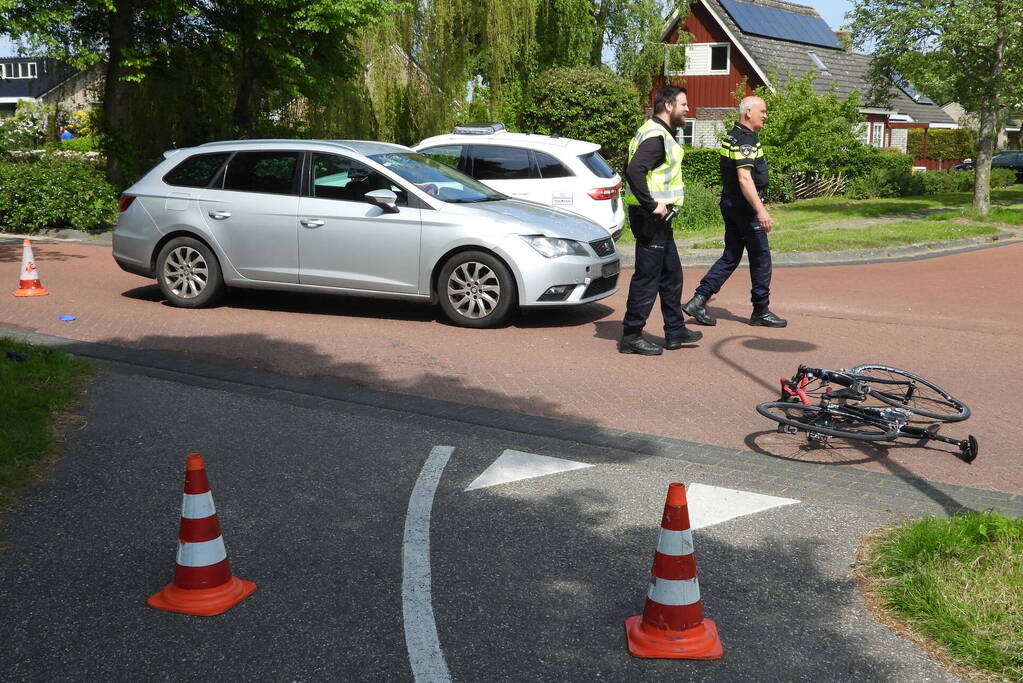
left=0, top=337, right=95, bottom=513
left=690, top=220, right=999, bottom=253
left=618, top=186, right=1023, bottom=248
left=856, top=513, right=1023, bottom=681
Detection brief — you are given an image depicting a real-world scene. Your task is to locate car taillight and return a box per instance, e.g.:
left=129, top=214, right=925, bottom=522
left=587, top=183, right=621, bottom=201
left=118, top=194, right=137, bottom=212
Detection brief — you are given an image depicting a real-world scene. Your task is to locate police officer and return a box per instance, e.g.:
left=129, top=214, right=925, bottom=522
left=683, top=96, right=787, bottom=328
left=619, top=85, right=703, bottom=355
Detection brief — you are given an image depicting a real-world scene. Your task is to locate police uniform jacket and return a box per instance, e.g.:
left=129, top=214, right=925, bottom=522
left=720, top=122, right=768, bottom=207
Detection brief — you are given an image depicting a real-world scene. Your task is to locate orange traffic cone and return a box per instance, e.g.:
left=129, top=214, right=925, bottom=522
left=625, top=482, right=723, bottom=659
left=148, top=453, right=256, bottom=615
left=12, top=239, right=49, bottom=297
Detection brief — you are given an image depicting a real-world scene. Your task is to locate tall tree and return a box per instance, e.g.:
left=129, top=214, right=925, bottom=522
left=1, top=0, right=199, bottom=185
left=200, top=0, right=396, bottom=137
left=849, top=0, right=1023, bottom=215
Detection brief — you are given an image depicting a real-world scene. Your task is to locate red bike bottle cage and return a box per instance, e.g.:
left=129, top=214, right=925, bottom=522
left=780, top=376, right=810, bottom=404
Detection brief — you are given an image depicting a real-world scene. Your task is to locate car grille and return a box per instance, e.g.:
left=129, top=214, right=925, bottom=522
left=583, top=274, right=619, bottom=298
left=589, top=238, right=615, bottom=258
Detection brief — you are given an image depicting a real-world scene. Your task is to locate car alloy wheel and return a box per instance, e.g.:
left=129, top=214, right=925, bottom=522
left=156, top=236, right=224, bottom=308
left=164, top=245, right=209, bottom=299
left=447, top=261, right=500, bottom=319
left=438, top=250, right=516, bottom=328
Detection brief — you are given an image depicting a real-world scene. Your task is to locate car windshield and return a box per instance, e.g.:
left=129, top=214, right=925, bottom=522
left=370, top=152, right=504, bottom=203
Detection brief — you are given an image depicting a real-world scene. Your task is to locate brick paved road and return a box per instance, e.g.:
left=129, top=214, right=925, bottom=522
left=2, top=239, right=1020, bottom=495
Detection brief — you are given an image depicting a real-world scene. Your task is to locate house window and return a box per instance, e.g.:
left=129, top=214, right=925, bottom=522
left=1, top=62, right=37, bottom=79
left=668, top=43, right=730, bottom=76
left=676, top=119, right=696, bottom=146
left=710, top=45, right=729, bottom=72
left=870, top=122, right=885, bottom=148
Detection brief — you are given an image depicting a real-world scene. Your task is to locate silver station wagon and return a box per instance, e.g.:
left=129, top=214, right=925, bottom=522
left=112, top=139, right=620, bottom=328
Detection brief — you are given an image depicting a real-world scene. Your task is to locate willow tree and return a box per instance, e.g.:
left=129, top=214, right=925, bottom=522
left=850, top=0, right=1023, bottom=215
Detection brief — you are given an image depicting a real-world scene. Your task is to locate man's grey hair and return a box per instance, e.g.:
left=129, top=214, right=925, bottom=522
left=738, top=96, right=759, bottom=117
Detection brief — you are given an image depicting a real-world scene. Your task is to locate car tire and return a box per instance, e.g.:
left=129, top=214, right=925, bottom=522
left=156, top=236, right=225, bottom=308
left=438, top=251, right=517, bottom=328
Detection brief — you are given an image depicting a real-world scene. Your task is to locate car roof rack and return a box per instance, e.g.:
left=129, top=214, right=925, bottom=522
left=452, top=122, right=506, bottom=135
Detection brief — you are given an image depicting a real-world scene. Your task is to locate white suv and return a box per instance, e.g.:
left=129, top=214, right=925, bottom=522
left=415, top=123, right=626, bottom=239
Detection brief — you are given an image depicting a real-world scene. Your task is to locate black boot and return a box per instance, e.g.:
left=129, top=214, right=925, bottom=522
left=665, top=327, right=703, bottom=349
left=619, top=333, right=663, bottom=355
left=682, top=293, right=716, bottom=326
left=750, top=306, right=787, bottom=328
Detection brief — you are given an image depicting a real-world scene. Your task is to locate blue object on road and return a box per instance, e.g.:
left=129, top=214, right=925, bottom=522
left=59, top=315, right=77, bottom=321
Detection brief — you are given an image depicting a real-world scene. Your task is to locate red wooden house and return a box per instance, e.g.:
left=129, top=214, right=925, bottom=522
left=651, top=0, right=957, bottom=162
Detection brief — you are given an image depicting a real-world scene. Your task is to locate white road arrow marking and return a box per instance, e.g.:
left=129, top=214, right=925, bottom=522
left=685, top=483, right=799, bottom=530
left=464, top=449, right=593, bottom=491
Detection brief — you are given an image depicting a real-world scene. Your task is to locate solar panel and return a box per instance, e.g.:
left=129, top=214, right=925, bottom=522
left=719, top=0, right=841, bottom=50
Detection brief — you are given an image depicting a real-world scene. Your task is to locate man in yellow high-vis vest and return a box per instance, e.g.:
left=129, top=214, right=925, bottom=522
left=619, top=85, right=703, bottom=356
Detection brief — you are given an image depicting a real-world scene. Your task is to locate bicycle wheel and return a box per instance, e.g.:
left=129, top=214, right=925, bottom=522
left=852, top=364, right=970, bottom=422
left=756, top=401, right=898, bottom=441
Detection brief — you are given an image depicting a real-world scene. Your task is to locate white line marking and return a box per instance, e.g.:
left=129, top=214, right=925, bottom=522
left=402, top=446, right=454, bottom=683
left=465, top=449, right=593, bottom=491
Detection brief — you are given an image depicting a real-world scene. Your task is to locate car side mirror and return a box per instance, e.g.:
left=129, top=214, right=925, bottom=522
left=365, top=189, right=399, bottom=213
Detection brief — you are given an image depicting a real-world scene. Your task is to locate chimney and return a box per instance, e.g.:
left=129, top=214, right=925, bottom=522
left=834, top=30, right=853, bottom=53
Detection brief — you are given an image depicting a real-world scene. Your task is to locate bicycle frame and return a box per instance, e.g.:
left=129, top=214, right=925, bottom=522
left=770, top=364, right=979, bottom=463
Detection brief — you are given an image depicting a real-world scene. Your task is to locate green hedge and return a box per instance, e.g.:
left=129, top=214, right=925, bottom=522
left=907, top=128, right=975, bottom=160
left=680, top=147, right=720, bottom=188
left=0, top=155, right=119, bottom=233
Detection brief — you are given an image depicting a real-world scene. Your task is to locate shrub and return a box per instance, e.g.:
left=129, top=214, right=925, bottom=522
left=845, top=166, right=923, bottom=199
left=991, top=168, right=1017, bottom=188
left=0, top=155, right=119, bottom=233
left=519, top=66, right=644, bottom=174
left=907, top=128, right=976, bottom=161
left=59, top=135, right=103, bottom=153
left=677, top=181, right=723, bottom=233
left=919, top=170, right=974, bottom=194
left=680, top=147, right=720, bottom=188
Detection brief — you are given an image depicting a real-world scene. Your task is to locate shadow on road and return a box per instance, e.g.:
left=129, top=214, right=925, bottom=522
left=0, top=244, right=89, bottom=264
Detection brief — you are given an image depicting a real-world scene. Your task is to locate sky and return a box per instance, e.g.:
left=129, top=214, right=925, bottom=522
left=0, top=0, right=858, bottom=58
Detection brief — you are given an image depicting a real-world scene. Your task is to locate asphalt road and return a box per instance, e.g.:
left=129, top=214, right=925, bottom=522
left=0, top=354, right=962, bottom=681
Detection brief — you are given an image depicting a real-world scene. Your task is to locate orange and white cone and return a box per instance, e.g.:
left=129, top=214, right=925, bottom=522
left=12, top=239, right=49, bottom=297
left=625, top=482, right=723, bottom=659
left=148, top=453, right=256, bottom=615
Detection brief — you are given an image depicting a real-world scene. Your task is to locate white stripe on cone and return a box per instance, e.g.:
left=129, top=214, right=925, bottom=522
left=181, top=491, right=216, bottom=519
left=177, top=537, right=228, bottom=567
left=656, top=528, right=694, bottom=556
left=648, top=576, right=702, bottom=606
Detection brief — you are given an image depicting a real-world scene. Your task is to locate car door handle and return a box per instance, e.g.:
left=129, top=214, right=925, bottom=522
left=301, top=218, right=325, bottom=228
left=208, top=210, right=232, bottom=220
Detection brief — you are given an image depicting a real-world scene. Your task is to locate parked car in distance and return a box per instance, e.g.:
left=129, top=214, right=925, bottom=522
left=992, top=151, right=1023, bottom=182
left=414, top=123, right=626, bottom=240
left=112, top=139, right=620, bottom=328
left=952, top=152, right=1023, bottom=181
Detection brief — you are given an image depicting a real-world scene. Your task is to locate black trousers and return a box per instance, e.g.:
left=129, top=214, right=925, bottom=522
left=623, top=222, right=686, bottom=338
left=696, top=197, right=772, bottom=308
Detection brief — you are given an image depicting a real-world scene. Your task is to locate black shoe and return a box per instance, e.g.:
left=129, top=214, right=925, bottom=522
left=618, top=335, right=663, bottom=355
left=750, top=308, right=787, bottom=327
left=665, top=328, right=703, bottom=349
left=682, top=294, right=716, bottom=326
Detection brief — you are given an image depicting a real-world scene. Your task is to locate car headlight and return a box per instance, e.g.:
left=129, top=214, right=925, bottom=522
left=520, top=235, right=589, bottom=258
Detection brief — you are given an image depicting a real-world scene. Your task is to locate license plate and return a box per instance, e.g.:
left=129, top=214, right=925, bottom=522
left=601, top=260, right=620, bottom=278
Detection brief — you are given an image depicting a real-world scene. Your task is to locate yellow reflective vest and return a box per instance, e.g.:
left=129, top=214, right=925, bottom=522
left=627, top=118, right=686, bottom=206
